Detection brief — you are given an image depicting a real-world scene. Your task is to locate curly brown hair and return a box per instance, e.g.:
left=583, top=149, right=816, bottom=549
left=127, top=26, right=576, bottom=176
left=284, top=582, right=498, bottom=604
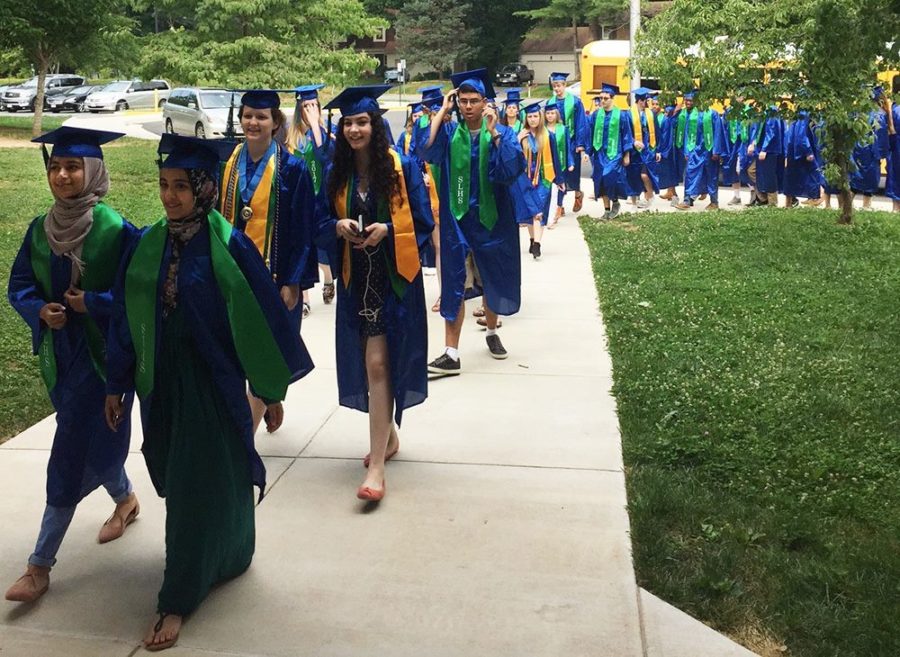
left=327, top=112, right=402, bottom=209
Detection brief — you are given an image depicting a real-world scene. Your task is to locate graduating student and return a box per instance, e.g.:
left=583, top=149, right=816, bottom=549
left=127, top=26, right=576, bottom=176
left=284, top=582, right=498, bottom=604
left=287, top=84, right=337, bottom=310
left=5, top=128, right=140, bottom=605
left=885, top=81, right=900, bottom=212
left=721, top=105, right=748, bottom=205
left=104, top=135, right=309, bottom=651
left=549, top=72, right=588, bottom=212
left=397, top=102, right=424, bottom=156
left=544, top=96, right=576, bottom=226
left=218, top=89, right=318, bottom=432
left=423, top=68, right=525, bottom=373
left=624, top=87, right=661, bottom=208
left=850, top=87, right=890, bottom=210
left=318, top=86, right=433, bottom=501
left=501, top=88, right=524, bottom=133
left=783, top=109, right=823, bottom=207
left=745, top=105, right=784, bottom=207
left=586, top=83, right=634, bottom=220
left=655, top=102, right=683, bottom=204
left=514, top=101, right=566, bottom=258
left=674, top=90, right=726, bottom=210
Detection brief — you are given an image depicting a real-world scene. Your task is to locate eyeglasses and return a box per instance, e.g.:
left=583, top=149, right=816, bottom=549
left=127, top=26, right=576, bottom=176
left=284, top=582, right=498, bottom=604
left=457, top=98, right=483, bottom=106
left=598, top=96, right=611, bottom=101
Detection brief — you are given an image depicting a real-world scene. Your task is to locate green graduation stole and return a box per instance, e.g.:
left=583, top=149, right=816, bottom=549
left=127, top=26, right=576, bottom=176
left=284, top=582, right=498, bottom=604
left=297, top=138, right=322, bottom=195
left=563, top=93, right=576, bottom=136
left=511, top=119, right=522, bottom=133
left=30, top=203, right=124, bottom=393
left=676, top=109, right=714, bottom=151
left=592, top=107, right=622, bottom=159
left=728, top=118, right=748, bottom=144
left=449, top=118, right=499, bottom=230
left=417, top=114, right=430, bottom=130
left=125, top=211, right=292, bottom=401
left=552, top=124, right=568, bottom=168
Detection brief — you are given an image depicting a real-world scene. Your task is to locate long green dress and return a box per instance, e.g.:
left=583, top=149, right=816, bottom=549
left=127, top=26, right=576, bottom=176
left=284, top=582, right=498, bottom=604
left=143, top=306, right=255, bottom=616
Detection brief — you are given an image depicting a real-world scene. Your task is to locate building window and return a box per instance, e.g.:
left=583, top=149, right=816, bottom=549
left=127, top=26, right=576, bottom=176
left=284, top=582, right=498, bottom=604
left=374, top=28, right=387, bottom=42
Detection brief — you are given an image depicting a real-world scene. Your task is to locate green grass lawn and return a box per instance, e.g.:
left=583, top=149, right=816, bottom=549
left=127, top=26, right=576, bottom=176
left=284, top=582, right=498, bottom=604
left=0, top=115, right=66, bottom=140
left=582, top=209, right=900, bottom=657
left=0, top=139, right=161, bottom=440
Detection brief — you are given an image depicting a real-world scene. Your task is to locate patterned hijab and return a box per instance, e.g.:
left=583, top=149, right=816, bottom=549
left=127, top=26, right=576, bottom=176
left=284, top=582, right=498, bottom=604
left=162, top=168, right=219, bottom=314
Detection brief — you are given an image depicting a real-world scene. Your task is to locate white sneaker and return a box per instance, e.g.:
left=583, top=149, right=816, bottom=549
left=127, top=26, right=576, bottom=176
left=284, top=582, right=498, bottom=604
left=636, top=198, right=650, bottom=209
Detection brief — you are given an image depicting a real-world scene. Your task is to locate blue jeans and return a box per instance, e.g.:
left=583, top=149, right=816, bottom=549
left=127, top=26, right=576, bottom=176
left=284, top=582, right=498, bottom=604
left=29, top=466, right=132, bottom=568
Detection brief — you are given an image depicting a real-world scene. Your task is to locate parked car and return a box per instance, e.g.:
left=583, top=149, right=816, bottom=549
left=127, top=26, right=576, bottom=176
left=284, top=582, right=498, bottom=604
left=2, top=74, right=85, bottom=112
left=384, top=69, right=407, bottom=84
left=163, top=88, right=244, bottom=138
left=85, top=79, right=171, bottom=112
left=494, top=64, right=534, bottom=86
left=46, top=84, right=104, bottom=113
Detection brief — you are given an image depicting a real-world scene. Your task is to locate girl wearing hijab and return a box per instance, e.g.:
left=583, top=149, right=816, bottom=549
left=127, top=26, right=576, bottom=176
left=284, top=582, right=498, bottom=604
left=6, top=127, right=140, bottom=604
left=218, top=89, right=318, bottom=435
left=319, top=86, right=434, bottom=502
left=105, top=134, right=311, bottom=651
left=287, top=84, right=336, bottom=313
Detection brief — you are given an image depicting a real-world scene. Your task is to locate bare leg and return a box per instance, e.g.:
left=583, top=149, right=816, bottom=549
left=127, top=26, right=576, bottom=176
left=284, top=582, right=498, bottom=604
left=532, top=216, right=543, bottom=244
left=484, top=306, right=500, bottom=331
left=445, top=301, right=465, bottom=349
left=360, top=336, right=392, bottom=492
left=641, top=173, right=655, bottom=202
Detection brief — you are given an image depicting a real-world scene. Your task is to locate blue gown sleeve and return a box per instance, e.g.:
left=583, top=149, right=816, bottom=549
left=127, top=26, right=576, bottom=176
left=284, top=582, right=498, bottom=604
left=585, top=112, right=598, bottom=156
left=314, top=161, right=340, bottom=280
left=565, top=126, right=575, bottom=169
left=489, top=124, right=526, bottom=185
left=549, top=134, right=564, bottom=184
left=105, top=227, right=145, bottom=397
left=424, top=120, right=454, bottom=166
left=284, top=154, right=318, bottom=289
left=7, top=220, right=47, bottom=354
left=713, top=112, right=728, bottom=157
left=572, top=97, right=588, bottom=150
left=311, top=127, right=334, bottom=164
left=620, top=114, right=634, bottom=154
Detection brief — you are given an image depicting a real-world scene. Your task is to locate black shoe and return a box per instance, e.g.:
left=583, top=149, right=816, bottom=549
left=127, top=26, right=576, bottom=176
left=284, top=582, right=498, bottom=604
left=745, top=197, right=760, bottom=207
left=427, top=353, right=461, bottom=376
left=486, top=334, right=508, bottom=360
left=532, top=242, right=541, bottom=259
left=528, top=238, right=535, bottom=255
left=791, top=198, right=799, bottom=208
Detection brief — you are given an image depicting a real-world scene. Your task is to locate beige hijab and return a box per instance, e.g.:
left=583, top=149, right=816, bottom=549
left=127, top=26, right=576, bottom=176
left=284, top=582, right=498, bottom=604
left=44, top=156, right=110, bottom=286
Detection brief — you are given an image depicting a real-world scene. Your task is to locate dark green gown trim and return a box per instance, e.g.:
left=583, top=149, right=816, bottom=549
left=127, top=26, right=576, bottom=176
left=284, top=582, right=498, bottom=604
left=143, top=306, right=255, bottom=616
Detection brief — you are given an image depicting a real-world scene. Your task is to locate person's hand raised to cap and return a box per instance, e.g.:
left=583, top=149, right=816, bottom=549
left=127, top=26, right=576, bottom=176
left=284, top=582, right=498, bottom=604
left=484, top=104, right=498, bottom=134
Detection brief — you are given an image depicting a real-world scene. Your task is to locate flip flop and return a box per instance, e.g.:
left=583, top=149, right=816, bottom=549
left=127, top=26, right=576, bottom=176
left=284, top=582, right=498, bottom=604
left=145, top=613, right=179, bottom=652
left=363, top=445, right=399, bottom=468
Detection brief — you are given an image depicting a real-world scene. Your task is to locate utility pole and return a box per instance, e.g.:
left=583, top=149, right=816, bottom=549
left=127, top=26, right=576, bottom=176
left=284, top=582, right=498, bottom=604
left=630, top=0, right=641, bottom=93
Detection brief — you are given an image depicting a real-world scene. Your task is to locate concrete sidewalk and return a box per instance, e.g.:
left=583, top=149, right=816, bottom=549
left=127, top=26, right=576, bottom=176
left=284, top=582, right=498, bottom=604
left=0, top=184, right=759, bottom=656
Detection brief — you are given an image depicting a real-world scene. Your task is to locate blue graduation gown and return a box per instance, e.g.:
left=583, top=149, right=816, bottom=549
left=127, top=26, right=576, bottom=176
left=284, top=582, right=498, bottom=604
left=624, top=110, right=661, bottom=196
left=850, top=110, right=889, bottom=195
left=756, top=114, right=785, bottom=194
left=782, top=114, right=822, bottom=199
left=678, top=109, right=726, bottom=198
left=425, top=121, right=524, bottom=321
left=887, top=103, right=900, bottom=201
left=586, top=109, right=634, bottom=200
left=106, top=222, right=313, bottom=498
left=514, top=133, right=564, bottom=225
left=656, top=112, right=684, bottom=189
left=396, top=130, right=414, bottom=156
left=555, top=92, right=588, bottom=191
left=317, top=153, right=433, bottom=426
left=296, top=126, right=335, bottom=268
left=721, top=111, right=745, bottom=186
left=8, top=217, right=140, bottom=508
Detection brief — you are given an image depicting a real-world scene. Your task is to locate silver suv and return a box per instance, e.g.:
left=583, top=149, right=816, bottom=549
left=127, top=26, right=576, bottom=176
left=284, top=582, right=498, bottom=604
left=163, top=88, right=244, bottom=138
left=85, top=79, right=171, bottom=112
left=2, top=74, right=85, bottom=112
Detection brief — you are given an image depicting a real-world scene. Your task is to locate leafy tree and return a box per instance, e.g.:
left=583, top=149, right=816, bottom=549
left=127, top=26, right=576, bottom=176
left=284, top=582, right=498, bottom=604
left=469, top=0, right=543, bottom=73
left=518, top=0, right=629, bottom=41
left=634, top=0, right=900, bottom=224
left=135, top=0, right=387, bottom=87
left=395, top=0, right=477, bottom=78
left=0, top=47, right=30, bottom=78
left=0, top=0, right=129, bottom=135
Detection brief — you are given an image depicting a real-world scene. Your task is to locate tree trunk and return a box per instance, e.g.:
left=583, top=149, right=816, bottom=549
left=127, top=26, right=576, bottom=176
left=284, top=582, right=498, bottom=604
left=837, top=188, right=853, bottom=224
left=31, top=58, right=48, bottom=138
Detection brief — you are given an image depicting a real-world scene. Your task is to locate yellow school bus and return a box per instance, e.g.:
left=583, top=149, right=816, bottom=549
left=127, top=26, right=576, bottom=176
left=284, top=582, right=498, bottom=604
left=579, top=40, right=633, bottom=109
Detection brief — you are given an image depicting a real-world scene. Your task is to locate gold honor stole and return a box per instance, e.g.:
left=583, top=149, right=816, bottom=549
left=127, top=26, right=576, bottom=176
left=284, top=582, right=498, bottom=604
left=335, top=149, right=420, bottom=290
left=220, top=143, right=277, bottom=264
left=424, top=163, right=440, bottom=224
left=631, top=108, right=657, bottom=149
left=523, top=133, right=555, bottom=188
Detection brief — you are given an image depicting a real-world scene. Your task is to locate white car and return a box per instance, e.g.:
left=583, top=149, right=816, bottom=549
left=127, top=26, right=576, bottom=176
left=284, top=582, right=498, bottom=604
left=85, top=79, right=171, bottom=112
left=163, top=88, right=244, bottom=138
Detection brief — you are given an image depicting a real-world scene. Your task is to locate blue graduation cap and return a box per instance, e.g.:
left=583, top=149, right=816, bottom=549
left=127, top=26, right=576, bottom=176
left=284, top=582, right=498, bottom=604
left=32, top=126, right=125, bottom=160
left=157, top=133, right=236, bottom=177
left=549, top=72, right=569, bottom=84
left=419, top=85, right=444, bottom=111
left=872, top=85, right=884, bottom=100
left=408, top=102, right=423, bottom=113
left=544, top=97, right=559, bottom=111
left=239, top=89, right=292, bottom=110
left=601, top=83, right=619, bottom=96
left=504, top=88, right=522, bottom=106
left=682, top=89, right=699, bottom=100
left=631, top=86, right=656, bottom=101
left=295, top=84, right=325, bottom=102
left=324, top=85, right=391, bottom=116
left=523, top=101, right=542, bottom=115
left=450, top=68, right=495, bottom=100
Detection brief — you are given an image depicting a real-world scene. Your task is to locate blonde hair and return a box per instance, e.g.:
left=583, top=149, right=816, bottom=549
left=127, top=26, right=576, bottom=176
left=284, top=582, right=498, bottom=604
left=286, top=99, right=322, bottom=152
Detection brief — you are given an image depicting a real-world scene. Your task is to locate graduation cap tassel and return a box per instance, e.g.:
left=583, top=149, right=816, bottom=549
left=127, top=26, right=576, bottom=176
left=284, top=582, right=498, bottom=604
left=327, top=110, right=333, bottom=138
left=41, top=144, right=50, bottom=168
left=226, top=93, right=236, bottom=140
